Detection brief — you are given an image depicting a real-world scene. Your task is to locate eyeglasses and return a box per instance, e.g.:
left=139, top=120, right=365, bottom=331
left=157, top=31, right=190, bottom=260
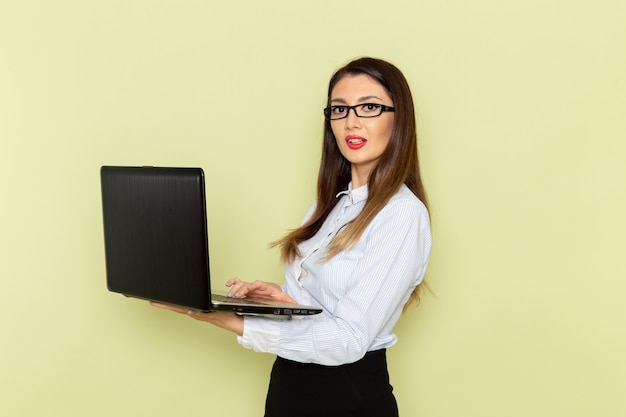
left=323, top=103, right=395, bottom=120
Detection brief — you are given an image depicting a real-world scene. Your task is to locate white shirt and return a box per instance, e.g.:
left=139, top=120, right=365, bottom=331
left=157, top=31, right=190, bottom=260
left=237, top=183, right=432, bottom=366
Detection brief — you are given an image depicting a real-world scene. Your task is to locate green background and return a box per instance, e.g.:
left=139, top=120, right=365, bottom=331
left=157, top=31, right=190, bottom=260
left=1, top=0, right=625, bottom=416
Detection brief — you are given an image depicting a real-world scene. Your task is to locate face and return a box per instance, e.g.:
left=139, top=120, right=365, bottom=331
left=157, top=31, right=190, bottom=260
left=329, top=74, right=395, bottom=187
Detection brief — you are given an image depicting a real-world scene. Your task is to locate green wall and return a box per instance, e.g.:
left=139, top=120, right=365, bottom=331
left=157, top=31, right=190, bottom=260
left=1, top=1, right=625, bottom=416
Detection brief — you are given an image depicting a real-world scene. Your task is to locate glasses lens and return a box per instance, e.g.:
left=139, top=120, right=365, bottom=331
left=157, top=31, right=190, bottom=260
left=355, top=104, right=382, bottom=117
left=328, top=106, right=347, bottom=120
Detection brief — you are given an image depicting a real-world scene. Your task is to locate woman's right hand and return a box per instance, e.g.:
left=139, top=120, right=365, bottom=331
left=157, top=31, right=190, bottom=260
left=225, top=278, right=297, bottom=304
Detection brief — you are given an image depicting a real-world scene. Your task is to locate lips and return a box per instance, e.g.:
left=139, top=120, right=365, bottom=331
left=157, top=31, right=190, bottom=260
left=345, top=135, right=367, bottom=150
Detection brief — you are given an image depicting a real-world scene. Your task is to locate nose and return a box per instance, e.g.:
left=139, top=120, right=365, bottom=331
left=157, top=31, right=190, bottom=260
left=344, top=108, right=362, bottom=129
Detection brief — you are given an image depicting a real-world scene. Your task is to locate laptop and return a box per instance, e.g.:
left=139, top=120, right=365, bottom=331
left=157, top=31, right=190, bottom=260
left=100, top=165, right=322, bottom=316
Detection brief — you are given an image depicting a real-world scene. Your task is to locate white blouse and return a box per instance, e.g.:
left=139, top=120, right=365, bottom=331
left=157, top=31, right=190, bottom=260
left=237, top=183, right=432, bottom=366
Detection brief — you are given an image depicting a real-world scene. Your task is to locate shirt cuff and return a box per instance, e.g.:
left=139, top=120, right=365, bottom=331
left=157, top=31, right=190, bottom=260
left=236, top=315, right=281, bottom=354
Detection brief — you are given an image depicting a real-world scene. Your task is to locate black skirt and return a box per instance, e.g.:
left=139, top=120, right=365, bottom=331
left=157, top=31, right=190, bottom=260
left=264, top=349, right=399, bottom=417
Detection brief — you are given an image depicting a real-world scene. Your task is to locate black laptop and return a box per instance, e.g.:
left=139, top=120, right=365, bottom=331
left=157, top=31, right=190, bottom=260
left=100, top=166, right=322, bottom=316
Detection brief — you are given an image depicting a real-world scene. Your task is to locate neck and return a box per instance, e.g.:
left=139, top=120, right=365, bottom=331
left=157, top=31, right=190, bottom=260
left=351, top=165, right=372, bottom=189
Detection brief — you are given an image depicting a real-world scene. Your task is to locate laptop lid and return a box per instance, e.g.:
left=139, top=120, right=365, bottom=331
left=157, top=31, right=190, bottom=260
left=100, top=166, right=321, bottom=316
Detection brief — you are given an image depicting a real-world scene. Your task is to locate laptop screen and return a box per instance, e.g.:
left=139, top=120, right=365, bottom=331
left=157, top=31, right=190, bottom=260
left=101, top=166, right=212, bottom=310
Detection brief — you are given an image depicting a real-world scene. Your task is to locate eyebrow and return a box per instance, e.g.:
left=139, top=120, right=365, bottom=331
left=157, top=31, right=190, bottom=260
left=330, top=95, right=384, bottom=104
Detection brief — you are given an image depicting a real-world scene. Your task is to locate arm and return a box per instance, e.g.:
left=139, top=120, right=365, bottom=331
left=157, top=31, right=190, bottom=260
left=151, top=302, right=244, bottom=336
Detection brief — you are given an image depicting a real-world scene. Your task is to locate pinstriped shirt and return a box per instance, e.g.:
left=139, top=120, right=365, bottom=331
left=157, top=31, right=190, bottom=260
left=237, top=183, right=432, bottom=366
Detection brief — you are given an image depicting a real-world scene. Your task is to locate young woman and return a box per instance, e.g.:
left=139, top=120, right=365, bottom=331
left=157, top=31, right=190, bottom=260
left=154, top=57, right=432, bottom=417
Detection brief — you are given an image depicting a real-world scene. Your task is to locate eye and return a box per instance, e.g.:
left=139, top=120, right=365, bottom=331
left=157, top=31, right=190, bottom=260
left=331, top=106, right=347, bottom=115
left=359, top=103, right=381, bottom=113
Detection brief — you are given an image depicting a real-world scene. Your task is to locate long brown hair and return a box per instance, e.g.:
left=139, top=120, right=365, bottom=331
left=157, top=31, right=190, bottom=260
left=272, top=57, right=430, bottom=306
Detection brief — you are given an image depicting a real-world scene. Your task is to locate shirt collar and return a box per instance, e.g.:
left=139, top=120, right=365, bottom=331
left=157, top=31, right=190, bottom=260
left=335, top=182, right=368, bottom=204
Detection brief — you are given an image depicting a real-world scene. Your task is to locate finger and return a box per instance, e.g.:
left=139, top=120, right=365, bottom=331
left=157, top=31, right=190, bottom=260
left=246, top=281, right=273, bottom=295
left=229, top=288, right=249, bottom=298
left=248, top=280, right=265, bottom=290
left=226, top=279, right=250, bottom=295
left=228, top=282, right=251, bottom=298
left=187, top=309, right=212, bottom=318
left=225, top=277, right=241, bottom=287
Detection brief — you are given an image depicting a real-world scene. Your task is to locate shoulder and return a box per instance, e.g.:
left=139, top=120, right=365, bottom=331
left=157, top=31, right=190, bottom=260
left=362, top=184, right=432, bottom=257
left=383, top=184, right=430, bottom=222
left=363, top=184, right=431, bottom=240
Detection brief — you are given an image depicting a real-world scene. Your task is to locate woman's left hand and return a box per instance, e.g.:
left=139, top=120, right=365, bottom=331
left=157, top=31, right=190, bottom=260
left=150, top=302, right=244, bottom=336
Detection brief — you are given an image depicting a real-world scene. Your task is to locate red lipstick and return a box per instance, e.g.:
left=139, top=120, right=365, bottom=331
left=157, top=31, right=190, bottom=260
left=345, top=135, right=367, bottom=150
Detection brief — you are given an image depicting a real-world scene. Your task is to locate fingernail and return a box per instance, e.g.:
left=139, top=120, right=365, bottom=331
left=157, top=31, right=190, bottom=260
left=227, top=291, right=232, bottom=297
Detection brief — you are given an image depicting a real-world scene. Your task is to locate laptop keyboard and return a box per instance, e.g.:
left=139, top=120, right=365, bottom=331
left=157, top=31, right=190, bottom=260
left=211, top=293, right=270, bottom=306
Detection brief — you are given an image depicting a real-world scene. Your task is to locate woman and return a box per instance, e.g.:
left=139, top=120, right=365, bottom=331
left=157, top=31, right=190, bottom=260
left=155, top=57, right=432, bottom=417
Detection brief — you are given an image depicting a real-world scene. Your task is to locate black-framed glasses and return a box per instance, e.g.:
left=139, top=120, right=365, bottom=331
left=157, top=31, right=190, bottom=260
left=323, top=103, right=395, bottom=120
